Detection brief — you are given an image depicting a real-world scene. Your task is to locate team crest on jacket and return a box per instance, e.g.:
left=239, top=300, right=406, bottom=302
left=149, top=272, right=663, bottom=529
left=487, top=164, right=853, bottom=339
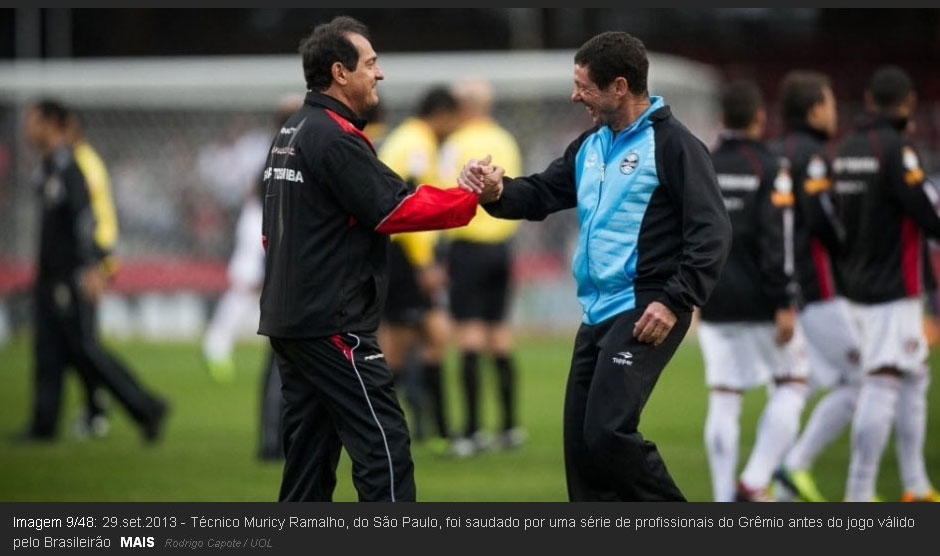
left=771, top=168, right=795, bottom=207
left=807, top=155, right=826, bottom=179
left=620, top=151, right=640, bottom=175
left=903, top=146, right=920, bottom=171
left=902, top=146, right=925, bottom=186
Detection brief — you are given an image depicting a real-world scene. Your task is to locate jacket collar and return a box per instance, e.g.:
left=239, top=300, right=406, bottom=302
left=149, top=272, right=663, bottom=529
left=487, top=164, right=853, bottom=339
left=718, top=131, right=764, bottom=149
left=614, top=95, right=666, bottom=136
left=785, top=122, right=830, bottom=143
left=304, top=91, right=367, bottom=130
left=856, top=111, right=908, bottom=134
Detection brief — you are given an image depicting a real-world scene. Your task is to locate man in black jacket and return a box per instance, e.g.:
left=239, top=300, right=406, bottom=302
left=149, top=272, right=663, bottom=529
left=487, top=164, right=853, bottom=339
left=699, top=81, right=808, bottom=502
left=834, top=67, right=939, bottom=502
left=459, top=32, right=731, bottom=501
left=20, top=100, right=168, bottom=443
left=258, top=16, right=497, bottom=502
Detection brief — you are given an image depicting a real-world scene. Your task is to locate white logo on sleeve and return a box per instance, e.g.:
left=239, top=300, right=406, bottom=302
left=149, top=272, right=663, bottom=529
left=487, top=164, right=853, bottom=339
left=612, top=351, right=633, bottom=366
left=364, top=353, right=385, bottom=361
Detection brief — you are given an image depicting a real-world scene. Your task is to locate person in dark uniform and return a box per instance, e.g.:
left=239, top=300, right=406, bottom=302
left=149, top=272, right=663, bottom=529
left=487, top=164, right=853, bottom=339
left=699, top=81, right=806, bottom=502
left=439, top=79, right=525, bottom=456
left=834, top=67, right=940, bottom=502
left=258, top=17, right=498, bottom=502
left=378, top=87, right=460, bottom=448
left=18, top=99, right=168, bottom=442
left=769, top=71, right=861, bottom=502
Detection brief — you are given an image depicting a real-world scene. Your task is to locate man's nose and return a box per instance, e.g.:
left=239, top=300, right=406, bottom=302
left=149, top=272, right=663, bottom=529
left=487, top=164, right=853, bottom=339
left=375, top=64, right=385, bottom=81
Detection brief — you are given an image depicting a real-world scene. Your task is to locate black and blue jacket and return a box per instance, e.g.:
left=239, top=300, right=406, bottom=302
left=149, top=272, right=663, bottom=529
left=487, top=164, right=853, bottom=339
left=483, top=96, right=731, bottom=324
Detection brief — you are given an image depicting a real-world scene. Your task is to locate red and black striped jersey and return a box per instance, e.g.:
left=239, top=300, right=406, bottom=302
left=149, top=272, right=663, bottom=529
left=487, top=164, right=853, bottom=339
left=832, top=113, right=940, bottom=304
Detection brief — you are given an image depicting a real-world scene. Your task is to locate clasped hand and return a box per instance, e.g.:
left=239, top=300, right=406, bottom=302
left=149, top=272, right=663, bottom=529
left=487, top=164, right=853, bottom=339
left=457, top=154, right=504, bottom=204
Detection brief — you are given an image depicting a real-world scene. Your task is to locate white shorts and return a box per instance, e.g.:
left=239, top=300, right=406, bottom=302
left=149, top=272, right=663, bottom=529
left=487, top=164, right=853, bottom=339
left=227, top=199, right=265, bottom=289
left=698, top=320, right=809, bottom=390
left=799, top=297, right=862, bottom=389
left=851, top=297, right=927, bottom=375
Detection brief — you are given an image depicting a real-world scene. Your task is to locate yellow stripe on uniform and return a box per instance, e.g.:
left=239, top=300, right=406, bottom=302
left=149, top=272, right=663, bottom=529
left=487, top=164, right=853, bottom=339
left=73, top=141, right=119, bottom=274
left=74, top=141, right=117, bottom=250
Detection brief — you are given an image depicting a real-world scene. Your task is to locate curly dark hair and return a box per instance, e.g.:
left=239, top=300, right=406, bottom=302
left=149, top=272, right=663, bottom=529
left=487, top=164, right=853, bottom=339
left=574, top=31, right=648, bottom=95
left=721, top=80, right=763, bottom=131
left=299, top=16, right=369, bottom=92
left=869, top=65, right=914, bottom=110
left=31, top=98, right=71, bottom=129
left=778, top=71, right=830, bottom=129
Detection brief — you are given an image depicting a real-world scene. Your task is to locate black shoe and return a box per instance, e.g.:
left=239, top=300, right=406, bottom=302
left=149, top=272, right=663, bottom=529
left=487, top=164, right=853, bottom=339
left=141, top=400, right=169, bottom=443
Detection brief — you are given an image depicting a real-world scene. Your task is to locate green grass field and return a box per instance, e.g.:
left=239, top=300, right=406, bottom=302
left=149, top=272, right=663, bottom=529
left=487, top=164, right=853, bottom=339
left=1, top=332, right=937, bottom=501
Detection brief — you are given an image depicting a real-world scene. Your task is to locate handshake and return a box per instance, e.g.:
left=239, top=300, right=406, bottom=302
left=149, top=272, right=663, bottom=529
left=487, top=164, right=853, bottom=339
left=457, top=154, right=505, bottom=204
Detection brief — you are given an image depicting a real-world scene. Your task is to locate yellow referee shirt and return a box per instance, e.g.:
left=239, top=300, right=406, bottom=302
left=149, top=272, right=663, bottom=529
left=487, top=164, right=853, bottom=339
left=378, top=118, right=439, bottom=268
left=438, top=118, right=522, bottom=243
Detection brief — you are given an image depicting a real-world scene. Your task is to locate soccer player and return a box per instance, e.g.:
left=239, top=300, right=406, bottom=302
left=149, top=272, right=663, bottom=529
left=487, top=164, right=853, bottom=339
left=438, top=78, right=525, bottom=456
left=699, top=81, right=808, bottom=502
left=768, top=71, right=862, bottom=502
left=378, top=87, right=461, bottom=448
left=459, top=32, right=731, bottom=501
left=258, top=17, right=497, bottom=502
left=834, top=66, right=939, bottom=502
left=20, top=99, right=168, bottom=442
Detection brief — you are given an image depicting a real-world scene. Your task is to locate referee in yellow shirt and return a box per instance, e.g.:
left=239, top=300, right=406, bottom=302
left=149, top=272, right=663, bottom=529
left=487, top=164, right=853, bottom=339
left=378, top=88, right=460, bottom=447
left=439, top=79, right=524, bottom=456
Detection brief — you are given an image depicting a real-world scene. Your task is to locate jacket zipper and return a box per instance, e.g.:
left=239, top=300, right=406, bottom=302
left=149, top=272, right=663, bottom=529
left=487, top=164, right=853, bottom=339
left=584, top=128, right=635, bottom=322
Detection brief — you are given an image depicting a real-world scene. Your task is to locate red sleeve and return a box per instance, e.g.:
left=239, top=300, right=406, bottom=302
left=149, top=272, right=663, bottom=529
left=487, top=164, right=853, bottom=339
left=375, top=185, right=478, bottom=234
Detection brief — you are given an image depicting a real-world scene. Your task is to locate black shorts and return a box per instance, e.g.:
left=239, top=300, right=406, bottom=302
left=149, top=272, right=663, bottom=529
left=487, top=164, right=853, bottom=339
left=447, top=240, right=512, bottom=323
left=383, top=241, right=431, bottom=326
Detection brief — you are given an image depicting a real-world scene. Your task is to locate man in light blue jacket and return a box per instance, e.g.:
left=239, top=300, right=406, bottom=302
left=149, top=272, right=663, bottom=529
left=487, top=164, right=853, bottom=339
left=460, top=32, right=732, bottom=501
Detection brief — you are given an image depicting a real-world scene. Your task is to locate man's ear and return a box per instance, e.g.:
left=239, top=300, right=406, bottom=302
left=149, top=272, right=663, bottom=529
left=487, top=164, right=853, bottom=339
left=331, top=62, right=348, bottom=86
left=613, top=76, right=629, bottom=98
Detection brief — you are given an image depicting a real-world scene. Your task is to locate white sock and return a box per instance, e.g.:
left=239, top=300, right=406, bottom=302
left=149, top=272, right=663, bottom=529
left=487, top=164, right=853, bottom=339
left=740, top=383, right=808, bottom=490
left=846, top=374, right=900, bottom=501
left=894, top=369, right=932, bottom=496
left=785, top=382, right=859, bottom=470
left=202, top=288, right=255, bottom=361
left=705, top=390, right=742, bottom=502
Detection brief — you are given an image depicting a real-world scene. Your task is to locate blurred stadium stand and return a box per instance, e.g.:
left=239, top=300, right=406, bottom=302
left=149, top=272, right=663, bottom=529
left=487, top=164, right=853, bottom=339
left=0, top=51, right=718, bottom=339
left=2, top=8, right=939, bottom=341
